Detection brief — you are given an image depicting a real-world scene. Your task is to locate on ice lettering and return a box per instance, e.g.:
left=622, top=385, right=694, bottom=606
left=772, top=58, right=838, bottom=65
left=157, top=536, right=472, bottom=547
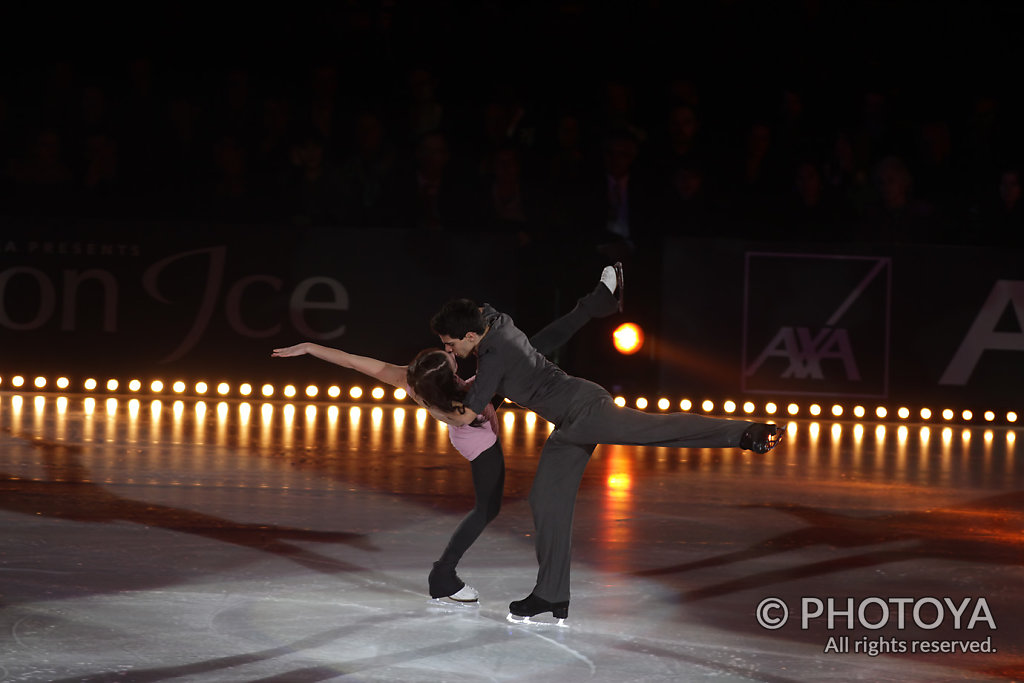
left=0, top=246, right=348, bottom=362
left=0, top=266, right=118, bottom=332
left=940, top=280, right=1024, bottom=385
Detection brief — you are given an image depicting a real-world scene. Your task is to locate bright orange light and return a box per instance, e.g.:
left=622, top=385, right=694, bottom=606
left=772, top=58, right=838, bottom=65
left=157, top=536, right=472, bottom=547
left=195, top=382, right=209, bottom=394
left=394, top=388, right=407, bottom=400
left=764, top=402, right=777, bottom=414
left=283, top=385, right=297, bottom=398
left=173, top=381, right=186, bottom=394
left=12, top=375, right=25, bottom=388
left=876, top=406, right=887, bottom=419
left=809, top=404, right=821, bottom=416
left=723, top=400, right=736, bottom=413
left=613, top=396, right=626, bottom=407
left=920, top=408, right=932, bottom=420
left=635, top=397, right=648, bottom=409
left=701, top=400, right=714, bottom=412
left=743, top=401, right=755, bottom=414
left=305, top=385, right=318, bottom=398
left=128, top=379, right=142, bottom=392
left=239, top=383, right=253, bottom=396
left=217, top=382, right=231, bottom=395
left=327, top=385, right=341, bottom=398
left=349, top=386, right=363, bottom=399
left=962, top=410, right=973, bottom=421
left=658, top=398, right=670, bottom=410
left=84, top=378, right=97, bottom=391
left=897, top=407, right=910, bottom=419
left=151, top=380, right=165, bottom=392
left=106, top=379, right=119, bottom=392
left=831, top=404, right=843, bottom=417
left=984, top=411, right=995, bottom=422
left=942, top=409, right=954, bottom=421
left=607, top=473, right=632, bottom=491
left=787, top=403, right=799, bottom=416
left=371, top=387, right=385, bottom=400
left=1008, top=412, right=1018, bottom=423
left=261, top=384, right=274, bottom=397
left=612, top=322, right=644, bottom=355
left=680, top=399, right=692, bottom=411
left=56, top=377, right=70, bottom=389
left=34, top=376, right=46, bottom=389
left=853, top=405, right=865, bottom=418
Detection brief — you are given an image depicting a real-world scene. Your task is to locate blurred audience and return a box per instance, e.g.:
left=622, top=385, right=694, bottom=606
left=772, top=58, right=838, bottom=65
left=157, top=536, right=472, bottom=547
left=1, top=1, right=1021, bottom=250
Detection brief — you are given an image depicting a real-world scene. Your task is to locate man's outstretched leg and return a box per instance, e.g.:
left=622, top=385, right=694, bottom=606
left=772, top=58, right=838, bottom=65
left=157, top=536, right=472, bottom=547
left=529, top=263, right=623, bottom=357
left=559, top=387, right=784, bottom=454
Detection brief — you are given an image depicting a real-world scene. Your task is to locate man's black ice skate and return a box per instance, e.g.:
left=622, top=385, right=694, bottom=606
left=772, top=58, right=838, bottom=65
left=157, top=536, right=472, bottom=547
left=740, top=422, right=785, bottom=454
left=507, top=592, right=569, bottom=627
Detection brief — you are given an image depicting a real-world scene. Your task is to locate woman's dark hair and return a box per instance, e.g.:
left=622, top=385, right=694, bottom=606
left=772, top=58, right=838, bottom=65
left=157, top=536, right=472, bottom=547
left=406, top=349, right=466, bottom=412
left=430, top=299, right=485, bottom=339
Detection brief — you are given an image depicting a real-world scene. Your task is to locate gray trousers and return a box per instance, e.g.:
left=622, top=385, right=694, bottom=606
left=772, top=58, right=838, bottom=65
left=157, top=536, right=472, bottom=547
left=528, top=380, right=752, bottom=603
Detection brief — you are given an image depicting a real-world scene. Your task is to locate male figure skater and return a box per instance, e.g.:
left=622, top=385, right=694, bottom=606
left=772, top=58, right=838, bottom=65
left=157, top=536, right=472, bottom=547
left=425, top=265, right=782, bottom=625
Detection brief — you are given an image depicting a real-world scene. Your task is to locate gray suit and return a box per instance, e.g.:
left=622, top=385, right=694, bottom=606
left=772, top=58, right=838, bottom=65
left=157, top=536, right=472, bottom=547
left=464, top=297, right=752, bottom=603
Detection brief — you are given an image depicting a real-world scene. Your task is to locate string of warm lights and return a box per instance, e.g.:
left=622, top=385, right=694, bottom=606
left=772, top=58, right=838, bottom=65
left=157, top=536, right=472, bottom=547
left=1, top=373, right=1018, bottom=426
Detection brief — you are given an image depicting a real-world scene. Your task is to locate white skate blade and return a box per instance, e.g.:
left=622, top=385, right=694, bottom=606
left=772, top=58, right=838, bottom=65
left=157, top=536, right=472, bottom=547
left=432, top=598, right=479, bottom=610
left=506, top=612, right=568, bottom=627
left=430, top=597, right=479, bottom=608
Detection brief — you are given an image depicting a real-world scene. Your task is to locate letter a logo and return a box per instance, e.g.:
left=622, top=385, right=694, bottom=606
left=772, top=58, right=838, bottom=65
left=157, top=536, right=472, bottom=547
left=940, top=280, right=1024, bottom=385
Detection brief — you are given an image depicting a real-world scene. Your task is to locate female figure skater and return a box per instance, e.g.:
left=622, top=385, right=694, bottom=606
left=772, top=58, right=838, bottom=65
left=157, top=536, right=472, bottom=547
left=271, top=266, right=622, bottom=604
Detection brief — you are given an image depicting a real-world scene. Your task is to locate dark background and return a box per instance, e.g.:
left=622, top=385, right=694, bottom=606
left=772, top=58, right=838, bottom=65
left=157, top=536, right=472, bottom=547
left=2, top=1, right=1022, bottom=414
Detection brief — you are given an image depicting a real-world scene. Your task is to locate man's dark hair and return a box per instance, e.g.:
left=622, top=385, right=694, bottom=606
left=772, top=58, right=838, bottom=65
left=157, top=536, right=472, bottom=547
left=430, top=299, right=485, bottom=338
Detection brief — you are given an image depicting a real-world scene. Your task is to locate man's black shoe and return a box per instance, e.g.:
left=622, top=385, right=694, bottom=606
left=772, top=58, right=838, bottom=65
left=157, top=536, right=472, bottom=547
left=740, top=423, right=784, bottom=454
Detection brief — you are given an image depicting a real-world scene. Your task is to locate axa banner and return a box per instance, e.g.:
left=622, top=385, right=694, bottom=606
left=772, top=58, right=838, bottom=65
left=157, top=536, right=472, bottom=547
left=660, top=238, right=1024, bottom=411
left=0, top=224, right=518, bottom=385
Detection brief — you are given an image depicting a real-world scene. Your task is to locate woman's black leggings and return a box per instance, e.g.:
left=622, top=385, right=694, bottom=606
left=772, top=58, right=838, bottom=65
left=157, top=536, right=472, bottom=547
left=428, top=440, right=505, bottom=598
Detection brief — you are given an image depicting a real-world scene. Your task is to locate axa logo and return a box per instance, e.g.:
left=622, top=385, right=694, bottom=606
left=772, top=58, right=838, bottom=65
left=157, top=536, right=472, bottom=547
left=747, top=327, right=860, bottom=381
left=742, top=254, right=890, bottom=396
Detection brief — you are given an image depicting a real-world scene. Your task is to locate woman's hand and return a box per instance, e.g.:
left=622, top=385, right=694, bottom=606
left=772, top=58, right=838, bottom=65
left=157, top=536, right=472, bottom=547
left=271, top=342, right=311, bottom=358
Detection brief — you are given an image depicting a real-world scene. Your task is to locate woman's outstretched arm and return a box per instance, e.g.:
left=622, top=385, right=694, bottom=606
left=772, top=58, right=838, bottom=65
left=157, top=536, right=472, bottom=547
left=272, top=342, right=407, bottom=389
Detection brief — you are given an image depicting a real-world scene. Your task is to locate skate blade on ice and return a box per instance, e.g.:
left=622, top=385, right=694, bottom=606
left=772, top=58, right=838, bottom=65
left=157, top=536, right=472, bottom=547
left=506, top=612, right=568, bottom=627
left=429, top=597, right=480, bottom=610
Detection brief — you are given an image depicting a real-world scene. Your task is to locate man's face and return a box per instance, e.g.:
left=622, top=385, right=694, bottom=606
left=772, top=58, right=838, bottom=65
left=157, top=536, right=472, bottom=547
left=440, top=333, right=476, bottom=359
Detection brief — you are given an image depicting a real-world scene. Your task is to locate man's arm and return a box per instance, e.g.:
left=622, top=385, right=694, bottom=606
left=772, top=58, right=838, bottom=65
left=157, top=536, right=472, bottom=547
left=272, top=342, right=407, bottom=388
